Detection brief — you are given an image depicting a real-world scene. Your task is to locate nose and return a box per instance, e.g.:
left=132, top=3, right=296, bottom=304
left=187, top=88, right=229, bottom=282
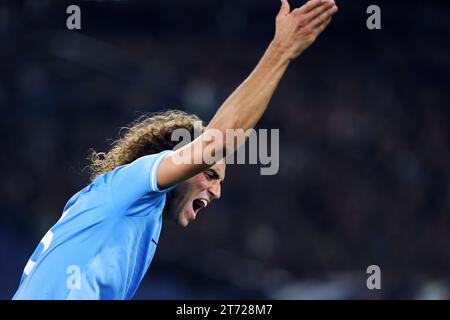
left=208, top=181, right=221, bottom=200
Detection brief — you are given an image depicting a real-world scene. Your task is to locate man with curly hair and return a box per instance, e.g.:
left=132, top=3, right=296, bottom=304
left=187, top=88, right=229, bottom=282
left=13, top=0, right=338, bottom=299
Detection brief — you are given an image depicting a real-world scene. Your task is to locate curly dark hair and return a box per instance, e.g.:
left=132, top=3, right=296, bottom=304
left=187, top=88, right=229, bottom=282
left=88, top=109, right=203, bottom=181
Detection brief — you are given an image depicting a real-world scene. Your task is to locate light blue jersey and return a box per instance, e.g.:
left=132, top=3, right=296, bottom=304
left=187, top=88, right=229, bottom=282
left=13, top=150, right=174, bottom=300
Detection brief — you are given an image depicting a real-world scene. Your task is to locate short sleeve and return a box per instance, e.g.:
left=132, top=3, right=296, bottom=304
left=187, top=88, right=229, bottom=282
left=109, top=150, right=175, bottom=211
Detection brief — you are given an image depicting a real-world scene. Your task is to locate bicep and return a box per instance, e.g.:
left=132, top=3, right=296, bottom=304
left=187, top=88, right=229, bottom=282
left=110, top=151, right=174, bottom=210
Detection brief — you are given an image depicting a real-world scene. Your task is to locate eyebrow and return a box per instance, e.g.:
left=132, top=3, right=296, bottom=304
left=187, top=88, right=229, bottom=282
left=207, top=169, right=222, bottom=181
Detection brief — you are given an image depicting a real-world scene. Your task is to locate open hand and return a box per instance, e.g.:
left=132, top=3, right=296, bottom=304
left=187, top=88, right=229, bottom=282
left=273, top=0, right=338, bottom=60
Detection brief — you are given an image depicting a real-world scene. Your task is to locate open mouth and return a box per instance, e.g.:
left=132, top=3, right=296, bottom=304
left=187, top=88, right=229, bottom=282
left=192, top=198, right=208, bottom=217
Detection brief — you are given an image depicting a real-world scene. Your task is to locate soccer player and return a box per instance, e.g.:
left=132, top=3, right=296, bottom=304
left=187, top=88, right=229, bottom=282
left=13, top=0, right=338, bottom=299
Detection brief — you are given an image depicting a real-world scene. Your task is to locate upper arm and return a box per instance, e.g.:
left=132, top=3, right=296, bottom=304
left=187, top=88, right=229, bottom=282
left=110, top=151, right=174, bottom=210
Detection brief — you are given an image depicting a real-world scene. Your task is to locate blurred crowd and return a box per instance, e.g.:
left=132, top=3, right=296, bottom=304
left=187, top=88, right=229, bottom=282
left=1, top=0, right=450, bottom=299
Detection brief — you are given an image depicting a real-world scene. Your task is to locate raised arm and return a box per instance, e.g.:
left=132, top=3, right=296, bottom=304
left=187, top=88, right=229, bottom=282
left=158, top=0, right=338, bottom=188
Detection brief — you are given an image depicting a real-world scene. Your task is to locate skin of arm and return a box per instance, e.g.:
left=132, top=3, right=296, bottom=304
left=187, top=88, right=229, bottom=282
left=158, top=0, right=338, bottom=188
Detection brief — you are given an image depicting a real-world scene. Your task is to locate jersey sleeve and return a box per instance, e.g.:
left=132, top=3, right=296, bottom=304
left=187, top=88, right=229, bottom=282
left=109, top=150, right=175, bottom=211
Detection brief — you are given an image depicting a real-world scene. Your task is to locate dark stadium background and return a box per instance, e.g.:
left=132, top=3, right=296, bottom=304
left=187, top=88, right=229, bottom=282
left=1, top=0, right=449, bottom=299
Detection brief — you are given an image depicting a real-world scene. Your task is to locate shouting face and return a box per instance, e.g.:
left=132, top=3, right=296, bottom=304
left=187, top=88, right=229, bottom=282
left=164, top=162, right=225, bottom=227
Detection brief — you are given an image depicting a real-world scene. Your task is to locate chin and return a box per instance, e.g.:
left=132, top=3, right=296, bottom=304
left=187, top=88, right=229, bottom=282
left=174, top=198, right=206, bottom=227
left=179, top=220, right=190, bottom=228
left=176, top=212, right=191, bottom=228
left=177, top=217, right=189, bottom=227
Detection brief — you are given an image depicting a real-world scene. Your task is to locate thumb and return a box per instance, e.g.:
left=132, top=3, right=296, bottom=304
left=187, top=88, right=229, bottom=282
left=278, top=0, right=290, bottom=17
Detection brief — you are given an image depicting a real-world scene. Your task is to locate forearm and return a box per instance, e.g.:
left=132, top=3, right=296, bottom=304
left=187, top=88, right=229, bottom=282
left=206, top=0, right=339, bottom=139
left=207, top=41, right=290, bottom=135
left=158, top=43, right=291, bottom=186
left=157, top=0, right=338, bottom=188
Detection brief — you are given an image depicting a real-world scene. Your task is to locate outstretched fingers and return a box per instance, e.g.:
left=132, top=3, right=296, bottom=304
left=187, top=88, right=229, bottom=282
left=314, top=16, right=332, bottom=36
left=300, top=0, right=336, bottom=24
left=310, top=4, right=338, bottom=29
left=293, top=0, right=332, bottom=15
